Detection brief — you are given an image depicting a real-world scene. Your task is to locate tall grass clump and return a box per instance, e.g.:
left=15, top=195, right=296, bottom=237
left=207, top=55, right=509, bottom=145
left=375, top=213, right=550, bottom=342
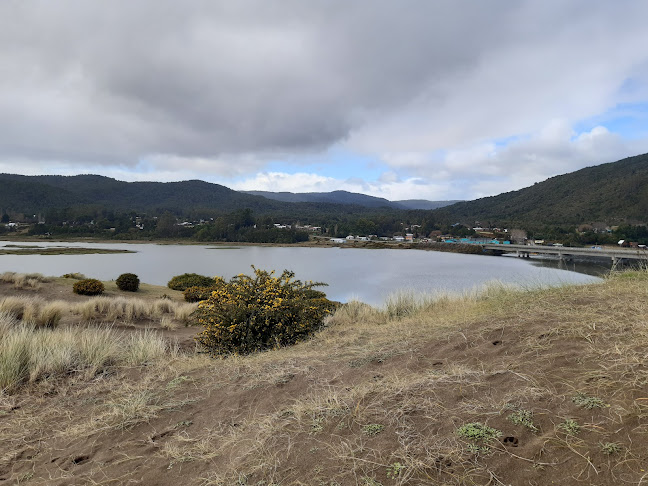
left=383, top=290, right=450, bottom=319
left=37, top=301, right=67, bottom=328
left=0, top=296, right=34, bottom=320
left=0, top=272, right=51, bottom=290
left=0, top=271, right=17, bottom=283
left=173, top=303, right=198, bottom=324
left=325, top=300, right=383, bottom=327
left=124, top=330, right=173, bottom=365
left=0, top=318, right=171, bottom=392
left=195, top=267, right=337, bottom=355
left=0, top=325, right=31, bottom=391
left=71, top=296, right=192, bottom=323
left=0, top=296, right=67, bottom=328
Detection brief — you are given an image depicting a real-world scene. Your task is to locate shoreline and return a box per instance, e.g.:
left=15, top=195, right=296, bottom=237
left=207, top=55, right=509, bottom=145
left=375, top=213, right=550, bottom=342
left=0, top=235, right=486, bottom=255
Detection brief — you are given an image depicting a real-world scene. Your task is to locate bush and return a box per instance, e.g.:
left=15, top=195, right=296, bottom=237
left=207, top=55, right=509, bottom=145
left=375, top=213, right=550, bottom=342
left=194, top=267, right=337, bottom=355
left=116, top=273, right=140, bottom=292
left=73, top=279, right=105, bottom=296
left=61, top=273, right=86, bottom=280
left=167, top=273, right=216, bottom=291
left=183, top=278, right=225, bottom=302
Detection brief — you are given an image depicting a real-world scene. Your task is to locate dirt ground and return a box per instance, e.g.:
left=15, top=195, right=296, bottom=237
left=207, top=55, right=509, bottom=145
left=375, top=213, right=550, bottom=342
left=1, top=273, right=648, bottom=485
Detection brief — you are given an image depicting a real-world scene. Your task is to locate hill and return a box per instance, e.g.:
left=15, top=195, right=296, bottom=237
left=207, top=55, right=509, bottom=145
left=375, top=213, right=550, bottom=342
left=0, top=174, right=287, bottom=215
left=0, top=174, right=411, bottom=221
left=244, top=190, right=461, bottom=210
left=243, top=190, right=403, bottom=208
left=2, top=271, right=648, bottom=484
left=396, top=199, right=463, bottom=210
left=436, top=152, right=648, bottom=227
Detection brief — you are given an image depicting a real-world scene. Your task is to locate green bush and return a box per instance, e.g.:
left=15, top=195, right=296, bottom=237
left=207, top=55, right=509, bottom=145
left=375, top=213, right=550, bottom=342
left=116, top=273, right=140, bottom=292
left=73, top=278, right=105, bottom=296
left=167, top=273, right=216, bottom=291
left=194, top=267, right=337, bottom=355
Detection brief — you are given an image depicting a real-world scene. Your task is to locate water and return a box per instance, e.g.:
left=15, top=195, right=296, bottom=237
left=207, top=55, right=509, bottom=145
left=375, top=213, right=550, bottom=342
left=0, top=241, right=602, bottom=305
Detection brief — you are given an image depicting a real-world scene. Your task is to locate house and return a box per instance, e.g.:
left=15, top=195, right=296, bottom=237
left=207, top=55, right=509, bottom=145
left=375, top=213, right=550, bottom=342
left=405, top=233, right=414, bottom=242
left=393, top=236, right=405, bottom=242
left=330, top=238, right=346, bottom=244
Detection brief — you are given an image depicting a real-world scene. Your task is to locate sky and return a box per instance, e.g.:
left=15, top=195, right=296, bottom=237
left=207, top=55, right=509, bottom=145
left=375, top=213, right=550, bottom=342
left=1, top=1, right=648, bottom=202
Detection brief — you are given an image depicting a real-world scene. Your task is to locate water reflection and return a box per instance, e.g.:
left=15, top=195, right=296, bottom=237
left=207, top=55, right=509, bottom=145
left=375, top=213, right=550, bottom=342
left=0, top=240, right=602, bottom=306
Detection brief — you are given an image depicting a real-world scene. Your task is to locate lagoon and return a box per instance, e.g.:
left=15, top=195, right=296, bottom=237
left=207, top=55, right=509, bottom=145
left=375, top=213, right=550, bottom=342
left=0, top=240, right=602, bottom=305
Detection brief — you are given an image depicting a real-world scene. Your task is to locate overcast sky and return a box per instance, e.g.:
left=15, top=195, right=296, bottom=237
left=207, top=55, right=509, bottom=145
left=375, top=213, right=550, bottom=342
left=1, top=1, right=648, bottom=201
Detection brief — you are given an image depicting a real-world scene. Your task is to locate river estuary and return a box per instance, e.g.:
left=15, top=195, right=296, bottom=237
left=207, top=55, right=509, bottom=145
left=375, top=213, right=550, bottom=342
left=0, top=241, right=604, bottom=305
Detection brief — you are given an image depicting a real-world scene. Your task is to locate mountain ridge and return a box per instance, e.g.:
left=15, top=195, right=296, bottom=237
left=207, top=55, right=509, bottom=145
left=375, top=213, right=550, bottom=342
left=434, top=152, right=648, bottom=227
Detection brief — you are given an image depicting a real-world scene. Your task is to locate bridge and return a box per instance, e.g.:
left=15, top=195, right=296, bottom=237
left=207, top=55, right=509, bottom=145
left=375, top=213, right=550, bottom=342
left=482, top=243, right=648, bottom=264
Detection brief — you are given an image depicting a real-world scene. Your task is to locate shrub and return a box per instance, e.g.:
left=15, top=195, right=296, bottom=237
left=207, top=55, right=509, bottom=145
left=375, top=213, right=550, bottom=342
left=183, top=278, right=226, bottom=302
left=167, top=273, right=216, bottom=291
left=194, top=267, right=337, bottom=355
left=184, top=286, right=213, bottom=302
left=61, top=272, right=86, bottom=280
left=116, top=273, right=140, bottom=292
left=73, top=279, right=105, bottom=296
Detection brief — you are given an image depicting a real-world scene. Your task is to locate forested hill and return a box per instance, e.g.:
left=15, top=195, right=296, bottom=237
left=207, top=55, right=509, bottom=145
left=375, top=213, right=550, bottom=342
left=435, top=153, right=648, bottom=227
left=0, top=174, right=414, bottom=221
left=244, top=190, right=461, bottom=210
left=243, top=190, right=400, bottom=208
left=0, top=174, right=286, bottom=214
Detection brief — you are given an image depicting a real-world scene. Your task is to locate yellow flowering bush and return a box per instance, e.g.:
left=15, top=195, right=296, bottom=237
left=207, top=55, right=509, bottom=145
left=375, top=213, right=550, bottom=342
left=195, top=267, right=337, bottom=355
left=183, top=277, right=226, bottom=302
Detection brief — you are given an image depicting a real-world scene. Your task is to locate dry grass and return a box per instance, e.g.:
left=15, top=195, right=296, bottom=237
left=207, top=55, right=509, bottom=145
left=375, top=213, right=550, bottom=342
left=0, top=314, right=173, bottom=392
left=71, top=295, right=197, bottom=324
left=154, top=270, right=648, bottom=484
left=0, top=271, right=51, bottom=290
left=0, top=296, right=67, bottom=328
left=3, top=269, right=648, bottom=485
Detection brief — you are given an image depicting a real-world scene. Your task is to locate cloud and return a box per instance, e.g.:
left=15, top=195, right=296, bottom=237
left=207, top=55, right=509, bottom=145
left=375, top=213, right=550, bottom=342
left=0, top=1, right=648, bottom=200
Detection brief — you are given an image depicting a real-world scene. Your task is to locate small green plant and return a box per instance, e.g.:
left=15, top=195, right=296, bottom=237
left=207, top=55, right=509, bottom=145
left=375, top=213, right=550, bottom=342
left=116, top=273, right=140, bottom=292
left=73, top=278, right=105, bottom=296
left=166, top=375, right=190, bottom=390
left=386, top=462, right=405, bottom=479
left=174, top=420, right=193, bottom=428
left=194, top=267, right=336, bottom=355
left=167, top=273, right=216, bottom=291
left=558, top=418, right=581, bottom=435
left=600, top=442, right=622, bottom=454
left=572, top=393, right=606, bottom=409
left=362, top=477, right=383, bottom=486
left=507, top=409, right=538, bottom=432
left=310, top=415, right=324, bottom=434
left=466, top=444, right=492, bottom=454
left=361, top=423, right=384, bottom=436
left=456, top=422, right=502, bottom=454
left=457, top=422, right=502, bottom=442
